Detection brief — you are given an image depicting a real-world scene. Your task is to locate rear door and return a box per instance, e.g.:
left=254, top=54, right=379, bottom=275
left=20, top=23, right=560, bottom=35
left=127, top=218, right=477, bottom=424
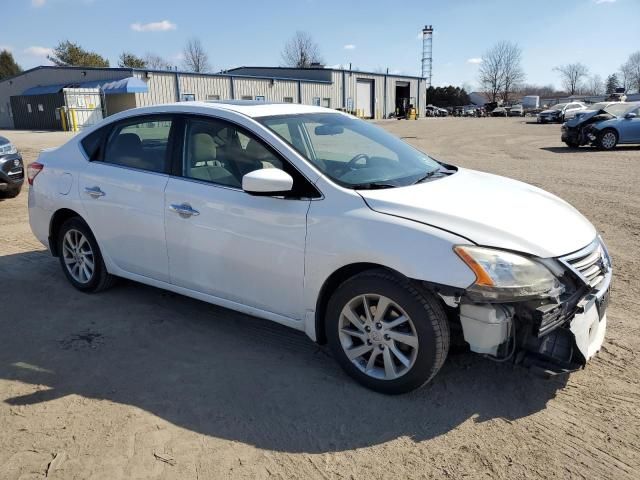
left=164, top=115, right=319, bottom=319
left=79, top=115, right=176, bottom=281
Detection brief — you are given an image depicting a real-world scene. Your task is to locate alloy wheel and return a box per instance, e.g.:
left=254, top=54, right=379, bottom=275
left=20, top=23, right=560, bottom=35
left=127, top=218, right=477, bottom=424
left=338, top=294, right=419, bottom=381
left=601, top=132, right=616, bottom=149
left=62, top=229, right=95, bottom=284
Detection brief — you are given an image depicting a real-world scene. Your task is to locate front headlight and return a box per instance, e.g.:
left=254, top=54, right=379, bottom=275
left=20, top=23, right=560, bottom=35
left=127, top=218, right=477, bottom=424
left=454, top=245, right=563, bottom=302
left=0, top=143, right=18, bottom=156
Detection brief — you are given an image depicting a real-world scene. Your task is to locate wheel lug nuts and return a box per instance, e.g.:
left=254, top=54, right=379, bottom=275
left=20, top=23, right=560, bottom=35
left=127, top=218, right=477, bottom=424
left=376, top=323, right=382, bottom=329
left=367, top=339, right=372, bottom=345
left=379, top=344, right=385, bottom=350
left=365, top=326, right=371, bottom=332
left=384, top=334, right=390, bottom=341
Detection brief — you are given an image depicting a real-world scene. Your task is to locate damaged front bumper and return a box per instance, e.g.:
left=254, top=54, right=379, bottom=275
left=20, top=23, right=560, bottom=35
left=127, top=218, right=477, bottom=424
left=450, top=239, right=612, bottom=375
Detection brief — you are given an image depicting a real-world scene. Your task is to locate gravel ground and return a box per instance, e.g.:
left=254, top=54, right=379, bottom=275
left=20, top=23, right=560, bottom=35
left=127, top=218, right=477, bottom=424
left=0, top=118, right=639, bottom=479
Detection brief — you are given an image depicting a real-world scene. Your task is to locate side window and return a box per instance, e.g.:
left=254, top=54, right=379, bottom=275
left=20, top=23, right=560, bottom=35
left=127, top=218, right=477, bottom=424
left=103, top=117, right=173, bottom=173
left=182, top=117, right=320, bottom=198
left=80, top=127, right=107, bottom=160
left=183, top=118, right=283, bottom=188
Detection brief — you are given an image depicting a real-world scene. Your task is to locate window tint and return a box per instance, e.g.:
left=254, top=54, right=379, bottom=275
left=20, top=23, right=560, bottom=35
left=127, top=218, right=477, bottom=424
left=103, top=117, right=173, bottom=173
left=182, top=117, right=320, bottom=198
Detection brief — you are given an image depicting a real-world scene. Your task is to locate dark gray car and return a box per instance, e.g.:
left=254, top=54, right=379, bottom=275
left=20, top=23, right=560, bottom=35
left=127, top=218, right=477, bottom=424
left=0, top=136, right=24, bottom=198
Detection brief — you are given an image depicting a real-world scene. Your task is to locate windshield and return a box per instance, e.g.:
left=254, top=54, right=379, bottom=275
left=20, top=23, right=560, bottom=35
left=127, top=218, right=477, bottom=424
left=585, top=102, right=608, bottom=111
left=259, top=112, right=442, bottom=188
left=551, top=103, right=568, bottom=110
left=604, top=103, right=634, bottom=117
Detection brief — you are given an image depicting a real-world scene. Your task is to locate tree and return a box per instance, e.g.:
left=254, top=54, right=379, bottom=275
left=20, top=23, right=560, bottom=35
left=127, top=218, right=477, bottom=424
left=144, top=53, right=172, bottom=70
left=182, top=38, right=211, bottom=73
left=47, top=40, right=109, bottom=67
left=426, top=85, right=470, bottom=107
left=281, top=31, right=323, bottom=68
left=0, top=50, right=22, bottom=80
left=478, top=41, right=524, bottom=103
left=586, top=74, right=604, bottom=96
left=621, top=51, right=640, bottom=93
left=605, top=74, right=619, bottom=94
left=118, top=51, right=146, bottom=68
left=553, top=63, right=589, bottom=95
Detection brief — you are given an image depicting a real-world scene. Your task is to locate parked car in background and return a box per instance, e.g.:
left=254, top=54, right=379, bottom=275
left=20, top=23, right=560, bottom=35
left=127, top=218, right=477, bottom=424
left=566, top=101, right=640, bottom=150
left=537, top=102, right=587, bottom=123
left=437, top=107, right=449, bottom=117
left=0, top=136, right=24, bottom=198
left=491, top=107, right=508, bottom=117
left=508, top=105, right=524, bottom=117
left=573, top=102, right=620, bottom=121
left=28, top=101, right=612, bottom=394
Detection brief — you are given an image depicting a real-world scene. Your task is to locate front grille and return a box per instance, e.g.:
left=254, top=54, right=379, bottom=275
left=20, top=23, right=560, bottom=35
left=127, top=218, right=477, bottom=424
left=561, top=240, right=608, bottom=288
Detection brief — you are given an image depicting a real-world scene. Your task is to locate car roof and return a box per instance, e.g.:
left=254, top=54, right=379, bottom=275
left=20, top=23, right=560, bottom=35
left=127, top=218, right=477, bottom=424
left=119, top=100, right=333, bottom=119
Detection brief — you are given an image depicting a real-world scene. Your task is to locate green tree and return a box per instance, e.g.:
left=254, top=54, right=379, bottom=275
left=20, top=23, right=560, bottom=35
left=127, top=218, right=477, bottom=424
left=47, top=40, right=109, bottom=67
left=118, top=51, right=147, bottom=68
left=0, top=50, right=22, bottom=80
left=605, top=74, right=619, bottom=94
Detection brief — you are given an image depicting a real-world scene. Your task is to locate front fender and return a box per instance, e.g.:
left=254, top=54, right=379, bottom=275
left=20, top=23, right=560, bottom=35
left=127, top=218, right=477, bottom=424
left=304, top=193, right=476, bottom=336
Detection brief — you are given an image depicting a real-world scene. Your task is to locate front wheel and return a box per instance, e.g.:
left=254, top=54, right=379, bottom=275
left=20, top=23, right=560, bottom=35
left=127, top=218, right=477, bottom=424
left=0, top=185, right=21, bottom=198
left=325, top=270, right=450, bottom=394
left=598, top=129, right=618, bottom=150
left=57, top=217, right=116, bottom=292
left=564, top=140, right=580, bottom=149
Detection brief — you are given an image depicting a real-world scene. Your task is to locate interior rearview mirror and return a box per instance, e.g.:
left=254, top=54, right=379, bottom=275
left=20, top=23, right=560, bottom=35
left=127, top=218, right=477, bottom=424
left=315, top=124, right=344, bottom=136
left=242, top=168, right=294, bottom=195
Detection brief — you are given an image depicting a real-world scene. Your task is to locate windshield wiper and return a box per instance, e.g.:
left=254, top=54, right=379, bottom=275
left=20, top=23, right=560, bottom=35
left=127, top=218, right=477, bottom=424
left=412, top=169, right=441, bottom=184
left=351, top=182, right=397, bottom=190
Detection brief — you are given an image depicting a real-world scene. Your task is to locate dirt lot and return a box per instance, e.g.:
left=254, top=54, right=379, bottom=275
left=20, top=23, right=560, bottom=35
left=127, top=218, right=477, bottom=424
left=1, top=118, right=639, bottom=479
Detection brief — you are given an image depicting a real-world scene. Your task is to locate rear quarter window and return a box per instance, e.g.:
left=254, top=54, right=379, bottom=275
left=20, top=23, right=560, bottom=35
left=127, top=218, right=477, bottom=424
left=80, top=127, right=107, bottom=160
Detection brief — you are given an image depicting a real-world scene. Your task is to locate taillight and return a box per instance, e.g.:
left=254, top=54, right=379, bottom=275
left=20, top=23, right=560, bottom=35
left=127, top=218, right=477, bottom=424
left=27, top=162, right=44, bottom=185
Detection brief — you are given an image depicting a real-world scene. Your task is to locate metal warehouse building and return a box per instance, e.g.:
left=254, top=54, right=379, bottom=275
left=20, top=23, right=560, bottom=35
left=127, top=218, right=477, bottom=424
left=0, top=65, right=426, bottom=130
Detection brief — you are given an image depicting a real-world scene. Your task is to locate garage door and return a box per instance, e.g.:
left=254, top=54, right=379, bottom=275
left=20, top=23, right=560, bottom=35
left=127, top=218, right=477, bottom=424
left=356, top=79, right=373, bottom=118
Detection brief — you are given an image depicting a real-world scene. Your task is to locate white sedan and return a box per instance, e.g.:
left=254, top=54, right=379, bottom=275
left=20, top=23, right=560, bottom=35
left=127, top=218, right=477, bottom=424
left=28, top=101, right=611, bottom=393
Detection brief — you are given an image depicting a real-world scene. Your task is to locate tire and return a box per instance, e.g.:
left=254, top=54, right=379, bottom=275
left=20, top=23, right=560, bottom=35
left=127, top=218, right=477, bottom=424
left=564, top=140, right=580, bottom=149
left=598, top=129, right=618, bottom=150
left=57, top=217, right=116, bottom=293
left=0, top=185, right=21, bottom=199
left=325, top=269, right=450, bottom=394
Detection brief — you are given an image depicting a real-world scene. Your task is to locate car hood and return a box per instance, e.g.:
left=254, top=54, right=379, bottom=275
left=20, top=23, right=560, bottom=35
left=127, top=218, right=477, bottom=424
left=359, top=168, right=596, bottom=258
left=540, top=109, right=561, bottom=115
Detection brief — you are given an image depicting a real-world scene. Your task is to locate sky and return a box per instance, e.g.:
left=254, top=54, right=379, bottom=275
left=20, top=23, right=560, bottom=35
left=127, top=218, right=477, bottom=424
left=1, top=0, right=639, bottom=90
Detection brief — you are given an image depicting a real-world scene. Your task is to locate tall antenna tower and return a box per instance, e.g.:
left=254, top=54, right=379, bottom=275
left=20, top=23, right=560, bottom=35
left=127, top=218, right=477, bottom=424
left=421, top=25, right=434, bottom=87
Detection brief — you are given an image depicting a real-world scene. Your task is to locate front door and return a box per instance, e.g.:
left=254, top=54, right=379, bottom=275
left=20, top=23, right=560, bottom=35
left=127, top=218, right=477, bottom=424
left=79, top=115, right=175, bottom=281
left=618, top=107, right=640, bottom=143
left=164, top=115, right=315, bottom=319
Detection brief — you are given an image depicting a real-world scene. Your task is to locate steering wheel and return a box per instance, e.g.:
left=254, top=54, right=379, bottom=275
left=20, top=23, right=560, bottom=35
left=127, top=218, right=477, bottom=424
left=347, top=153, right=370, bottom=169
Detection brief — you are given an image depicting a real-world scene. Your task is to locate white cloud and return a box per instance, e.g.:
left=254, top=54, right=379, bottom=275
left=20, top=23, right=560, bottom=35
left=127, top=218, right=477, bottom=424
left=467, top=57, right=483, bottom=64
left=343, top=44, right=356, bottom=50
left=32, top=0, right=46, bottom=7
left=594, top=0, right=616, bottom=3
left=131, top=20, right=177, bottom=32
left=24, top=46, right=53, bottom=57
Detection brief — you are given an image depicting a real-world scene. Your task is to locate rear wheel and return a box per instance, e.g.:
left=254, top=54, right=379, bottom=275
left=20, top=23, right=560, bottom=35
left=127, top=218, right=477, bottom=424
left=57, top=217, right=116, bottom=292
left=325, top=270, right=449, bottom=394
left=598, top=129, right=618, bottom=150
left=564, top=139, right=580, bottom=149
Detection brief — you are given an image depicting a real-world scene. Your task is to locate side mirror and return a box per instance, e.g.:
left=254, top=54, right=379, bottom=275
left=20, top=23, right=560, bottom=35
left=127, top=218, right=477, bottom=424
left=242, top=168, right=293, bottom=195
left=624, top=112, right=637, bottom=119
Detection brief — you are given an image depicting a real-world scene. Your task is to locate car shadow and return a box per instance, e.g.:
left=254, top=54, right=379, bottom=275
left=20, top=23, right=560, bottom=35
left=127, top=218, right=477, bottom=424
left=0, top=250, right=568, bottom=454
left=541, top=146, right=640, bottom=154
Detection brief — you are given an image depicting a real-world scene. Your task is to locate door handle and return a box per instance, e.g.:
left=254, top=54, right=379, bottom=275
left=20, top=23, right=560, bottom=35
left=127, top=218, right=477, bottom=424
left=169, top=203, right=200, bottom=218
left=84, top=186, right=105, bottom=198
